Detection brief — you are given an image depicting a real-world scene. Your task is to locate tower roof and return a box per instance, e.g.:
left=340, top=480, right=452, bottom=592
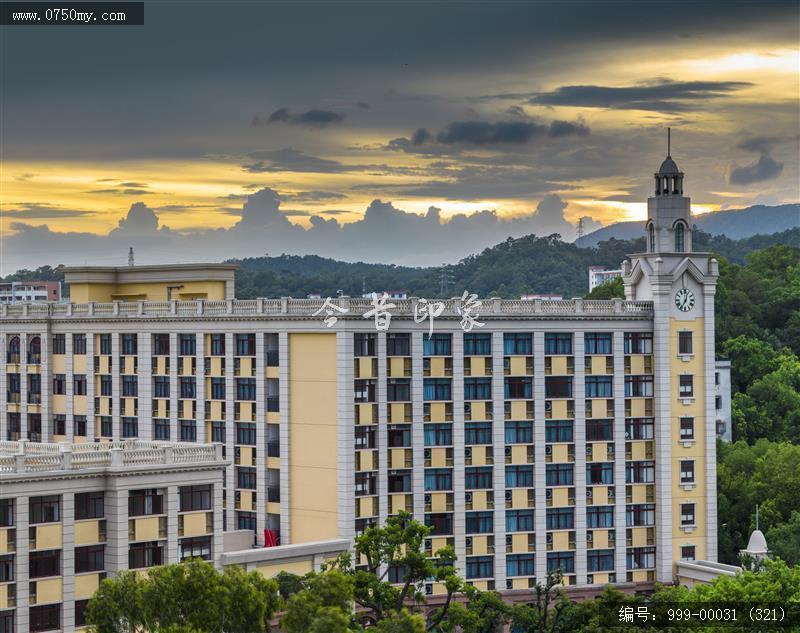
left=658, top=156, right=681, bottom=175
left=745, top=529, right=768, bottom=554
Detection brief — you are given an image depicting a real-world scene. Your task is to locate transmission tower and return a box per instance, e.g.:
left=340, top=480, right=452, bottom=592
left=439, top=265, right=455, bottom=296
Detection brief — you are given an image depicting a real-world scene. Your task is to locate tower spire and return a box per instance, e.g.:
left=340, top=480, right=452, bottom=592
left=667, top=127, right=671, bottom=158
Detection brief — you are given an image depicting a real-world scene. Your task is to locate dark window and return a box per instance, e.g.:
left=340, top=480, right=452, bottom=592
left=624, top=332, right=652, bottom=355
left=544, top=333, right=572, bottom=355
left=505, top=420, right=532, bottom=444
left=423, top=333, right=451, bottom=356
left=236, top=422, right=256, bottom=445
left=355, top=472, right=377, bottom=496
left=73, top=374, right=87, bottom=396
left=464, top=378, right=492, bottom=400
left=75, top=412, right=88, bottom=435
left=154, top=419, right=170, bottom=440
left=680, top=417, right=694, bottom=440
left=586, top=463, right=614, bottom=485
left=0, top=555, right=13, bottom=582
left=503, top=333, right=532, bottom=356
left=387, top=333, right=410, bottom=356
left=545, top=419, right=573, bottom=443
left=587, top=419, right=613, bottom=441
left=506, top=509, right=534, bottom=532
left=387, top=425, right=411, bottom=448
left=625, top=418, right=654, bottom=440
left=681, top=545, right=696, bottom=561
left=128, top=490, right=163, bottom=516
left=210, top=378, right=225, bottom=400
left=464, top=333, right=491, bottom=356
left=588, top=549, right=615, bottom=572
left=465, top=511, right=493, bottom=534
left=680, top=460, right=695, bottom=484
left=388, top=471, right=411, bottom=493
left=546, top=507, right=574, bottom=530
left=6, top=412, right=21, bottom=440
left=100, top=416, right=112, bottom=438
left=52, top=334, right=66, bottom=354
left=624, top=375, right=653, bottom=397
left=237, top=511, right=257, bottom=532
left=0, top=500, right=13, bottom=527
left=75, top=545, right=105, bottom=573
left=354, top=333, right=376, bottom=357
left=424, top=424, right=452, bottom=446
left=355, top=425, right=376, bottom=450
left=424, top=469, right=452, bottom=491
left=26, top=337, right=43, bottom=364
left=387, top=379, right=410, bottom=401
left=627, top=547, right=656, bottom=570
left=466, top=556, right=493, bottom=579
left=53, top=415, right=66, bottom=436
left=180, top=485, right=211, bottom=512
left=73, top=333, right=86, bottom=354
left=30, top=604, right=61, bottom=632
left=180, top=420, right=196, bottom=442
left=122, top=417, right=138, bottom=438
left=505, top=377, right=533, bottom=399
left=211, top=421, right=225, bottom=443
left=354, top=379, right=376, bottom=403
left=625, top=461, right=655, bottom=484
left=210, top=333, right=225, bottom=356
left=507, top=553, right=535, bottom=577
left=153, top=334, right=170, bottom=355
left=129, top=541, right=164, bottom=569
left=678, top=331, right=693, bottom=355
left=99, top=333, right=112, bottom=355
left=425, top=513, right=453, bottom=536
left=75, top=600, right=90, bottom=627
left=29, top=550, right=61, bottom=578
left=75, top=492, right=104, bottom=520
left=29, top=496, right=60, bottom=524
left=180, top=377, right=196, bottom=399
left=423, top=378, right=451, bottom=401
left=505, top=465, right=534, bottom=488
left=236, top=378, right=256, bottom=401
left=546, top=463, right=574, bottom=486
left=121, top=334, right=138, bottom=356
left=235, top=333, right=256, bottom=356
left=98, top=374, right=110, bottom=396
left=180, top=536, right=212, bottom=561
left=179, top=334, right=196, bottom=356
left=547, top=552, right=575, bottom=574
left=545, top=377, right=572, bottom=399
left=237, top=467, right=257, bottom=490
left=675, top=222, right=685, bottom=252
left=587, top=506, right=614, bottom=528
left=585, top=376, right=613, bottom=398
left=154, top=376, right=170, bottom=398
left=679, top=375, right=694, bottom=397
left=6, top=336, right=20, bottom=363
left=465, top=467, right=493, bottom=490
left=27, top=413, right=42, bottom=441
left=122, top=375, right=138, bottom=397
left=584, top=333, right=612, bottom=355
left=464, top=421, right=492, bottom=445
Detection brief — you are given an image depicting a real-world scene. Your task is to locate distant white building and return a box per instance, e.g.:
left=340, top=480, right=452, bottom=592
left=363, top=290, right=408, bottom=300
left=520, top=293, right=563, bottom=300
left=715, top=359, right=733, bottom=442
left=0, top=281, right=62, bottom=303
left=588, top=266, right=622, bottom=291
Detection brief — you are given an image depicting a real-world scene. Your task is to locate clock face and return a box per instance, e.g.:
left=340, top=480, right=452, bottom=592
left=675, top=288, right=695, bottom=311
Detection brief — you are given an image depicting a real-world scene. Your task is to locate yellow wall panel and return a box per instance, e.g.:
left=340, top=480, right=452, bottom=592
left=256, top=558, right=313, bottom=578
left=75, top=573, right=101, bottom=600
left=182, top=511, right=210, bottom=537
left=35, top=524, right=62, bottom=549
left=35, top=577, right=63, bottom=604
left=74, top=521, right=101, bottom=546
left=134, top=517, right=161, bottom=541
left=509, top=356, right=528, bottom=375
left=52, top=355, right=66, bottom=373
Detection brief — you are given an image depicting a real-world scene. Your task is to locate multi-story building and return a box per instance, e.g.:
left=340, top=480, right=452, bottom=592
left=0, top=283, right=61, bottom=305
left=588, top=267, right=623, bottom=292
left=713, top=359, right=732, bottom=442
left=0, top=147, right=719, bottom=611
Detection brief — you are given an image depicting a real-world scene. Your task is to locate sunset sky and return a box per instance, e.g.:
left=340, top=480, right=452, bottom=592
left=1, top=1, right=798, bottom=272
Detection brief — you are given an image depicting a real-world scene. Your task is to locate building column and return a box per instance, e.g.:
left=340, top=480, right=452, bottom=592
left=376, top=333, right=388, bottom=526
left=278, top=332, right=291, bottom=544
left=225, top=333, right=235, bottom=532
left=166, top=485, right=179, bottom=564
left=138, top=332, right=152, bottom=441
left=61, top=491, right=75, bottom=631
left=491, top=331, right=507, bottom=589
left=255, top=332, right=266, bottom=545
left=613, top=331, right=627, bottom=578
left=104, top=485, right=129, bottom=576
left=15, top=496, right=30, bottom=633
left=411, top=332, right=425, bottom=525
left=573, top=332, right=587, bottom=585
left=451, top=330, right=466, bottom=579
left=533, top=331, right=547, bottom=581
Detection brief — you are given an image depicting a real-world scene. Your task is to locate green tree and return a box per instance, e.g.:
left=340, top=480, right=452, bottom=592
left=281, top=569, right=360, bottom=633
left=766, top=511, right=800, bottom=566
left=584, top=276, right=624, bottom=299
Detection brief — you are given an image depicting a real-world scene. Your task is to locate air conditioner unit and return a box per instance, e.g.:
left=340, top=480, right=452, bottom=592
left=424, top=494, right=431, bottom=505
left=546, top=489, right=553, bottom=499
left=424, top=448, right=431, bottom=459
left=465, top=447, right=472, bottom=458
left=506, top=534, right=513, bottom=546
left=465, top=492, right=473, bottom=503
left=505, top=490, right=512, bottom=501
left=425, top=584, right=433, bottom=596
left=546, top=532, right=553, bottom=543
left=545, top=445, right=552, bottom=455
left=504, top=446, right=512, bottom=456
left=506, top=579, right=513, bottom=590
left=465, top=537, right=472, bottom=548
left=545, top=401, right=552, bottom=412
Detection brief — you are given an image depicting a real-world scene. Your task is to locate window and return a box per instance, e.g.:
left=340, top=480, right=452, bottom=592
left=424, top=378, right=451, bottom=401
left=387, top=333, right=410, bottom=356
left=29, top=550, right=61, bottom=578
left=99, top=333, right=112, bottom=355
left=179, top=334, right=196, bottom=356
left=122, top=375, right=138, bottom=397
left=388, top=471, right=411, bottom=493
left=680, top=417, right=694, bottom=440
left=154, top=376, right=170, bottom=398
left=464, top=378, right=492, bottom=400
left=180, top=485, right=211, bottom=512
left=505, top=465, right=534, bottom=488
left=387, top=565, right=409, bottom=584
left=354, top=379, right=376, bottom=403
left=180, top=536, right=212, bottom=561
left=423, top=333, right=451, bottom=356
left=465, top=467, right=493, bottom=490
left=210, top=333, right=225, bottom=356
left=627, top=546, right=656, bottom=570
left=237, top=511, right=257, bottom=532
left=648, top=223, right=656, bottom=252
left=237, top=467, right=257, bottom=490
left=236, top=422, right=256, bottom=445
left=680, top=460, right=695, bottom=484
left=679, top=375, right=694, bottom=398
left=210, top=378, right=225, bottom=400
left=424, top=469, right=452, bottom=491
left=6, top=336, right=20, bottom=363
left=424, top=424, right=452, bottom=446
left=354, top=425, right=376, bottom=450
left=545, top=419, right=573, bottom=443
left=585, top=376, right=613, bottom=398
left=129, top=541, right=164, bottom=569
left=588, top=549, right=615, bottom=572
left=625, top=461, right=655, bottom=484
left=464, top=333, right=491, bottom=355
left=180, top=377, right=196, bottom=399
left=675, top=222, right=685, bottom=252
left=235, top=334, right=255, bottom=357
left=355, top=472, right=377, bottom=496
left=587, top=506, right=614, bottom=528
left=0, top=555, right=14, bottom=582
left=121, top=333, right=138, bottom=356
left=505, top=420, right=533, bottom=444
left=7, top=412, right=21, bottom=440
left=507, top=554, right=535, bottom=577
left=505, top=377, right=533, bottom=399
left=354, top=333, right=376, bottom=357
left=681, top=545, right=696, bottom=561
left=678, top=331, right=693, bottom=355
left=68, top=373, right=86, bottom=396
left=75, top=492, right=104, bottom=520
left=503, top=333, right=532, bottom=356
left=99, top=374, right=111, bottom=396
left=129, top=489, right=164, bottom=516
left=464, top=421, right=492, bottom=445
left=547, top=552, right=575, bottom=574
left=465, top=511, right=493, bottom=534
left=625, top=375, right=653, bottom=397
left=73, top=333, right=87, bottom=354
left=681, top=503, right=694, bottom=525
left=74, top=414, right=87, bottom=437
left=30, top=496, right=60, bottom=524
left=506, top=509, right=534, bottom=532
left=388, top=425, right=411, bottom=447
left=53, top=415, right=66, bottom=436
left=30, top=604, right=61, bottom=632
left=587, top=419, right=612, bottom=441
left=100, top=416, right=112, bottom=438
left=75, top=545, right=105, bottom=573
left=466, top=556, right=493, bottom=579
left=548, top=510, right=576, bottom=533
left=626, top=504, right=655, bottom=527
left=584, top=333, right=612, bottom=355
left=425, top=513, right=453, bottom=536
left=546, top=463, right=574, bottom=486
left=387, top=378, right=410, bottom=401
left=28, top=413, right=42, bottom=441
left=715, top=372, right=720, bottom=386
left=716, top=396, right=722, bottom=410
left=180, top=420, right=196, bottom=442
left=52, top=334, right=66, bottom=354
left=154, top=419, right=170, bottom=440
left=122, top=417, right=138, bottom=438
left=211, top=421, right=225, bottom=443
left=545, top=377, right=572, bottom=399
left=586, top=463, right=614, bottom=485
left=624, top=332, right=652, bottom=355
left=625, top=418, right=654, bottom=440
left=544, top=333, right=572, bottom=355
left=0, top=500, right=14, bottom=528
left=236, top=378, right=256, bottom=401
left=75, top=599, right=90, bottom=627
left=151, top=333, right=169, bottom=355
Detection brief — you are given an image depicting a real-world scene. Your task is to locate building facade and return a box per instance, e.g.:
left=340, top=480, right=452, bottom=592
left=0, top=284, right=61, bottom=305
left=713, top=359, right=732, bottom=442
left=0, top=149, right=719, bottom=623
left=588, top=267, right=623, bottom=292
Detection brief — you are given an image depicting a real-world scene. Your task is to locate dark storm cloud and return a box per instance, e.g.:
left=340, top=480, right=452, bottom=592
left=255, top=108, right=345, bottom=128
left=528, top=80, right=752, bottom=112
left=1, top=203, right=97, bottom=219
left=728, top=136, right=786, bottom=185
left=243, top=148, right=352, bottom=173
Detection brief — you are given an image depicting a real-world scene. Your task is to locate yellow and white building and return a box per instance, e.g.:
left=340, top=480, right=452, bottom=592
left=0, top=148, right=719, bottom=630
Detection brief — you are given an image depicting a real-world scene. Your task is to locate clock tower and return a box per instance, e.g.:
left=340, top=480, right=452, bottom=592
left=622, top=130, right=719, bottom=582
